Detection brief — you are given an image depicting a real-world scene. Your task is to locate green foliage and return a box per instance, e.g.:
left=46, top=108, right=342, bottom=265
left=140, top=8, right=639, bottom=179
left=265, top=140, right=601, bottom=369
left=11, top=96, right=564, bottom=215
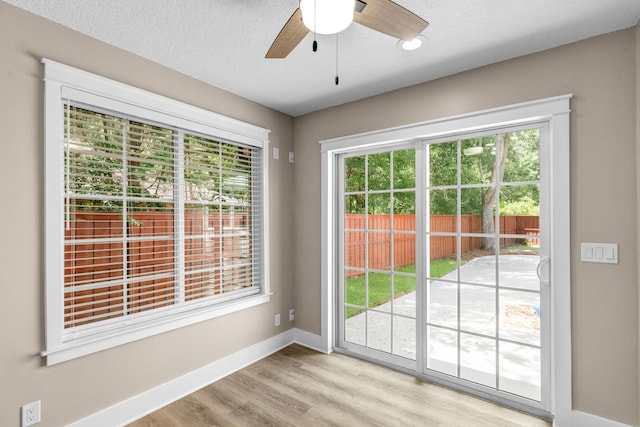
left=344, top=130, right=540, bottom=217
left=429, top=129, right=540, bottom=215
left=500, top=195, right=539, bottom=215
left=184, top=134, right=253, bottom=203
left=65, top=105, right=254, bottom=215
left=66, top=106, right=175, bottom=212
left=344, top=149, right=415, bottom=215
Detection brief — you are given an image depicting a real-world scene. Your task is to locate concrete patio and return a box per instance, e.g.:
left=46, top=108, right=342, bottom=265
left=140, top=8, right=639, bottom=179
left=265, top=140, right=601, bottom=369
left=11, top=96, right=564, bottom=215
left=345, top=254, right=542, bottom=401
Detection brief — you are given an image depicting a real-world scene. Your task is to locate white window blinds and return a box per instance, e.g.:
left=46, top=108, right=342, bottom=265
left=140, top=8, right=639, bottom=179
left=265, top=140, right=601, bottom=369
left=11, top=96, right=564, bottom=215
left=62, top=102, right=264, bottom=332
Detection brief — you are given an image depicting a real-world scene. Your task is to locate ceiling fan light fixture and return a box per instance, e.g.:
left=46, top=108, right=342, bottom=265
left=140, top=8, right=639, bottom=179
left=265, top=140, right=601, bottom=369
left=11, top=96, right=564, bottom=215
left=300, top=0, right=355, bottom=35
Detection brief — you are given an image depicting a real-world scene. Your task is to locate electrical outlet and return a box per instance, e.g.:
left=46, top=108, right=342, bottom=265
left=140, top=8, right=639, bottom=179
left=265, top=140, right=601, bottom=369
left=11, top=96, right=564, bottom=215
left=289, top=308, right=295, bottom=321
left=275, top=313, right=280, bottom=327
left=288, top=152, right=295, bottom=163
left=21, top=401, right=41, bottom=427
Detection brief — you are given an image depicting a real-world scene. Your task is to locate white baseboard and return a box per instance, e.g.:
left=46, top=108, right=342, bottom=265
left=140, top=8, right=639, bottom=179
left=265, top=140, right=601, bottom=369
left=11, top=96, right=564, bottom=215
left=67, top=328, right=633, bottom=427
left=567, top=411, right=634, bottom=427
left=293, top=328, right=328, bottom=353
left=68, top=329, right=295, bottom=427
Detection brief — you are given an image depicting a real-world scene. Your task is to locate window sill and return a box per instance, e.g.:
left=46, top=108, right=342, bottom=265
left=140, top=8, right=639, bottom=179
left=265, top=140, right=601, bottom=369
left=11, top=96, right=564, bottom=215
left=42, top=293, right=272, bottom=365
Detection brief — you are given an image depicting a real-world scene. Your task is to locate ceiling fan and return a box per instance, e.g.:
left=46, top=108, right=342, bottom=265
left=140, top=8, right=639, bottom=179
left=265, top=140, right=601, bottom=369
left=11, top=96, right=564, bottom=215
left=266, top=0, right=429, bottom=58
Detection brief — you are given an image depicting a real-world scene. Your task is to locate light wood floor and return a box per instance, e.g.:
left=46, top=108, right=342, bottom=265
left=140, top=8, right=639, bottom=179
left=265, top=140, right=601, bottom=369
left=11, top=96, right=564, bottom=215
left=128, top=344, right=551, bottom=427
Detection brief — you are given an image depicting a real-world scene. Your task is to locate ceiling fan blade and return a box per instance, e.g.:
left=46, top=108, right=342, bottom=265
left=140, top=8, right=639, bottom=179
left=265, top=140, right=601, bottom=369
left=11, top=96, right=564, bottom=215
left=266, top=8, right=309, bottom=58
left=354, top=0, right=429, bottom=41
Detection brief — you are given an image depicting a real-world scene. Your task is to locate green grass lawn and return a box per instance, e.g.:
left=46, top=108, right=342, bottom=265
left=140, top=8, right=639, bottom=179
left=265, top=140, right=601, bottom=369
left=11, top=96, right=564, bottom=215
left=345, top=246, right=538, bottom=318
left=345, top=258, right=458, bottom=317
left=506, top=244, right=540, bottom=254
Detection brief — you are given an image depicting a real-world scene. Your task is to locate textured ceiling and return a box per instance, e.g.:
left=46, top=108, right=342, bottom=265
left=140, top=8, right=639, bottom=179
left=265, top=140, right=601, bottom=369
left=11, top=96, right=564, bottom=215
left=5, top=0, right=640, bottom=116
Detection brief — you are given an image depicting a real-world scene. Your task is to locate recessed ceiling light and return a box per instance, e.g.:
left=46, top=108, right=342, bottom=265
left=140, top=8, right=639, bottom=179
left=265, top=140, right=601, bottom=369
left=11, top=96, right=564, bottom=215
left=397, top=35, right=426, bottom=51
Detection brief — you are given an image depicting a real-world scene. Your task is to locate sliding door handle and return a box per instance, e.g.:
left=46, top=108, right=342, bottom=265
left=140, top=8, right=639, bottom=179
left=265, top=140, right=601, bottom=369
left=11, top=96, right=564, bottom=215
left=536, top=256, right=550, bottom=286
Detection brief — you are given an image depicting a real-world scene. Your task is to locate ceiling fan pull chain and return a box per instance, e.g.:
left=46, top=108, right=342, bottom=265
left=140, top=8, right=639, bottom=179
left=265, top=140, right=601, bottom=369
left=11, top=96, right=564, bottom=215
left=313, top=0, right=318, bottom=52
left=335, top=33, right=339, bottom=85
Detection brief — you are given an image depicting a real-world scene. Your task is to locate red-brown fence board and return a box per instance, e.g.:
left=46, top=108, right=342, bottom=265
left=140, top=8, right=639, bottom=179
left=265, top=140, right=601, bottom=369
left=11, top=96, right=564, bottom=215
left=64, top=210, right=250, bottom=327
left=344, top=214, right=538, bottom=277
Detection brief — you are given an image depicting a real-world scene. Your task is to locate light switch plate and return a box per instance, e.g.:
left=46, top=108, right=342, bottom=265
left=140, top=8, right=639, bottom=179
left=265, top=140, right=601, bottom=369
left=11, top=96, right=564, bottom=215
left=581, top=242, right=618, bottom=264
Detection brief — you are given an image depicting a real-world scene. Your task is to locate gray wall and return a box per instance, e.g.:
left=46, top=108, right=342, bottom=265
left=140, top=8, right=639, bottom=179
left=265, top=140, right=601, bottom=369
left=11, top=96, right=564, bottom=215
left=0, top=2, right=294, bottom=426
left=1, top=1, right=639, bottom=426
left=636, top=21, right=640, bottom=423
left=293, top=27, right=639, bottom=426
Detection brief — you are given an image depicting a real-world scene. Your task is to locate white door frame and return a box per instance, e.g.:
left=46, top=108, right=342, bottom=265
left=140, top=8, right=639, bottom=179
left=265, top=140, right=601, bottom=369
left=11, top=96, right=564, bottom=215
left=320, top=95, right=572, bottom=425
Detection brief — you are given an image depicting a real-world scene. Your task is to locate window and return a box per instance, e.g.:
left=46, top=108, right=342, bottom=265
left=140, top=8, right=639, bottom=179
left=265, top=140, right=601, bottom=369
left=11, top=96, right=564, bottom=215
left=43, top=59, right=270, bottom=364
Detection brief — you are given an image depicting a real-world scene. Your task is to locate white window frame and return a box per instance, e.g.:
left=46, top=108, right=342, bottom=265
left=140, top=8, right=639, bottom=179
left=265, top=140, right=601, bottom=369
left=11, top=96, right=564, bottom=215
left=43, top=59, right=270, bottom=365
left=320, top=95, right=571, bottom=425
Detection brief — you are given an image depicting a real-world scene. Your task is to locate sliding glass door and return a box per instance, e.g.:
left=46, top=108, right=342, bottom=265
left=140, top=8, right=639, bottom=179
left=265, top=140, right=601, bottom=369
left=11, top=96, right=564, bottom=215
left=336, top=125, right=550, bottom=413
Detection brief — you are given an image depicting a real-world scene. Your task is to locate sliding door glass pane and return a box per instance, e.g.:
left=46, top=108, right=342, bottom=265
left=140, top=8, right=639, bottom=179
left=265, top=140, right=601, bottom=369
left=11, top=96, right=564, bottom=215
left=425, top=128, right=544, bottom=406
left=342, top=149, right=416, bottom=361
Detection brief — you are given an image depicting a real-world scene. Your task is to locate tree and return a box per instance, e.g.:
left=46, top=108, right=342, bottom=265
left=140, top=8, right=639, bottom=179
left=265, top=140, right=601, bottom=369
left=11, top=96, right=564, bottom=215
left=480, top=133, right=510, bottom=250
left=460, top=130, right=540, bottom=249
left=343, top=129, right=540, bottom=250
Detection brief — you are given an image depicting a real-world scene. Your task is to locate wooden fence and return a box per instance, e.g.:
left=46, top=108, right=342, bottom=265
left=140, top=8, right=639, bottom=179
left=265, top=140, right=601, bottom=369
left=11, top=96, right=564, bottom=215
left=64, top=211, right=249, bottom=327
left=345, top=214, right=539, bottom=275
